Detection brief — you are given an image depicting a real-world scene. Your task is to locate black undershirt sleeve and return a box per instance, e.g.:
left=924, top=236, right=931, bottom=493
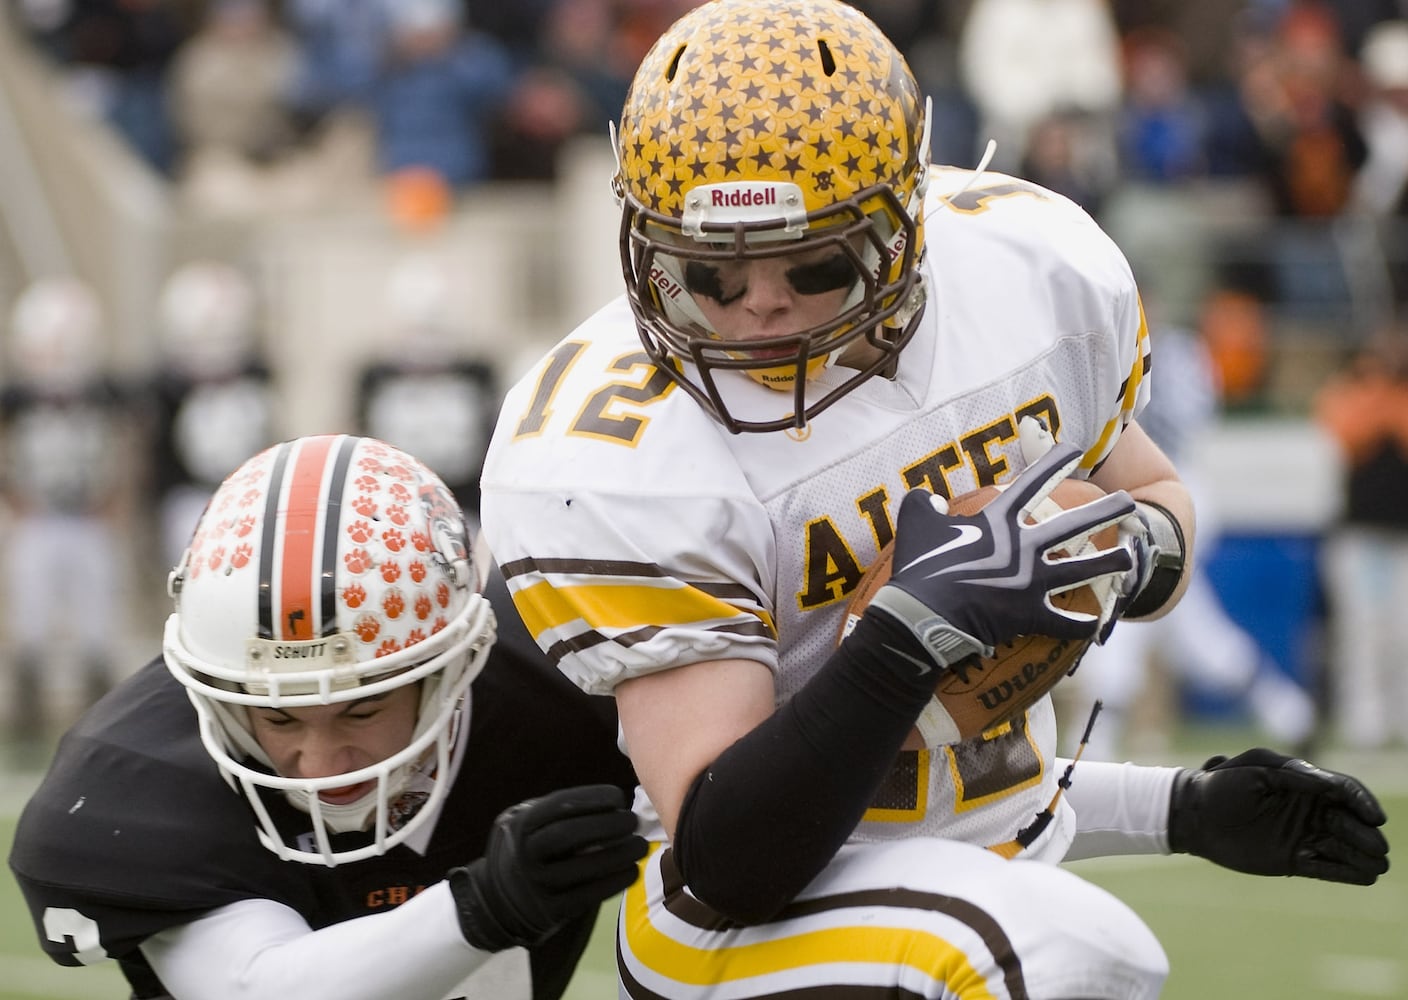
left=671, top=612, right=939, bottom=924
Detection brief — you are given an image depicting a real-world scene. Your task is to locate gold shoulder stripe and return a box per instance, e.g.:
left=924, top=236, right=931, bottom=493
left=512, top=579, right=775, bottom=639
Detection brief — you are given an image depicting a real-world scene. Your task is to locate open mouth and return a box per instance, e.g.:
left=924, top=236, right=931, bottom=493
left=318, top=781, right=373, bottom=805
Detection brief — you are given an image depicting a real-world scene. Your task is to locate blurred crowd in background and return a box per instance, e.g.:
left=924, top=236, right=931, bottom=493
left=3, top=0, right=1408, bottom=761
left=7, top=0, right=1408, bottom=273
left=9, top=0, right=706, bottom=205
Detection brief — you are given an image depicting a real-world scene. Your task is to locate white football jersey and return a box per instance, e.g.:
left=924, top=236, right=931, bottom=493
left=481, top=169, right=1150, bottom=856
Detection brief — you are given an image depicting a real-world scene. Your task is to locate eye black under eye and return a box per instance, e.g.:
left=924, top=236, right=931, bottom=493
left=683, top=261, right=744, bottom=305
left=786, top=254, right=856, bottom=295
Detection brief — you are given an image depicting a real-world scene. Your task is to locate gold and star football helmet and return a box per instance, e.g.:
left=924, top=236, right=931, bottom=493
left=164, top=434, right=495, bottom=865
left=615, top=0, right=931, bottom=433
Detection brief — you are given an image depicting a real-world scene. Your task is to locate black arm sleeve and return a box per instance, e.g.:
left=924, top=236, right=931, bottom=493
left=671, top=613, right=938, bottom=924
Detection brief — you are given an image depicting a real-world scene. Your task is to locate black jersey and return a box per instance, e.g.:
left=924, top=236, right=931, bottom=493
left=8, top=569, right=636, bottom=1000
left=0, top=379, right=130, bottom=513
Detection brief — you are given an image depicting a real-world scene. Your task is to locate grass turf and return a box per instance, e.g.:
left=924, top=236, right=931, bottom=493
left=1, top=727, right=1402, bottom=999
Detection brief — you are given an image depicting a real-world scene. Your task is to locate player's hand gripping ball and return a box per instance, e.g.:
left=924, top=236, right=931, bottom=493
left=840, top=479, right=1120, bottom=749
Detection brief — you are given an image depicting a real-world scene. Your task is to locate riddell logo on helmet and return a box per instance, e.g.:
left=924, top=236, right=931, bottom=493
left=711, top=187, right=777, bottom=208
left=887, top=228, right=909, bottom=262
left=682, top=181, right=806, bottom=238
left=649, top=264, right=684, bottom=301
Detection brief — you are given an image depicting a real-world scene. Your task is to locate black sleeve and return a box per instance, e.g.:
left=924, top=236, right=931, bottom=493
left=673, top=613, right=937, bottom=924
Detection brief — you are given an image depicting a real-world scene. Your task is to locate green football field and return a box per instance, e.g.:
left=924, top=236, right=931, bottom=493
left=1, top=729, right=1403, bottom=1000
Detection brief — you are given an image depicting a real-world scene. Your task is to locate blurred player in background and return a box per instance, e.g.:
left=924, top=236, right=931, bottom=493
left=1314, top=333, right=1408, bottom=750
left=1063, top=322, right=1318, bottom=760
left=10, top=433, right=645, bottom=1000
left=354, top=251, right=499, bottom=518
left=146, top=258, right=281, bottom=571
left=1, top=275, right=136, bottom=739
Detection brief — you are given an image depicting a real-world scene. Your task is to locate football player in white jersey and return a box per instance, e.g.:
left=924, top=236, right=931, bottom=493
left=479, top=2, right=1390, bottom=998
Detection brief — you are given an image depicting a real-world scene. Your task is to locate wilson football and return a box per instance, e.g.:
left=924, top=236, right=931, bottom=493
left=839, top=478, right=1119, bottom=749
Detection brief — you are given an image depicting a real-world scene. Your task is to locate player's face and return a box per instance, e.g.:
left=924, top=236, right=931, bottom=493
left=685, top=247, right=856, bottom=348
left=247, top=684, right=421, bottom=805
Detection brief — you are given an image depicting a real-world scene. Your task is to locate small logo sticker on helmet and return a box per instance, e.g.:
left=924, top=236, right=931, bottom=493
left=682, top=181, right=808, bottom=238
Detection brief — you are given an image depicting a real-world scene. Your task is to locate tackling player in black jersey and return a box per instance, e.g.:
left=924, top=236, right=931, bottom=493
left=9, top=434, right=644, bottom=1000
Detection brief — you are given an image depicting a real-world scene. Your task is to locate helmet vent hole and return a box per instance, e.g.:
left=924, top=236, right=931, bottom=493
left=665, top=44, right=686, bottom=81
left=817, top=39, right=836, bottom=75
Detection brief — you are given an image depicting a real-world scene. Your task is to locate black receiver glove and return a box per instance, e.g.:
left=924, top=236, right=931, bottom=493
left=1168, top=748, right=1389, bottom=885
left=867, top=441, right=1136, bottom=667
left=448, top=784, right=648, bottom=951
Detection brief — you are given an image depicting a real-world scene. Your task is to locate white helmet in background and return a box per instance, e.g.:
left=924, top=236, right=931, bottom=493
left=379, top=251, right=465, bottom=367
left=385, top=249, right=456, bottom=325
left=163, top=434, right=497, bottom=865
left=157, top=260, right=258, bottom=378
left=7, top=275, right=103, bottom=390
left=384, top=252, right=451, bottom=328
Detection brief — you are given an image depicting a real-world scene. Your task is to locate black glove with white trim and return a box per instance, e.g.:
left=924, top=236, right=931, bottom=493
left=448, top=784, right=648, bottom=951
left=1169, top=748, right=1389, bottom=885
left=867, top=441, right=1136, bottom=670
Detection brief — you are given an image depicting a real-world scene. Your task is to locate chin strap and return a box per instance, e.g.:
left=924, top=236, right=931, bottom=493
left=940, top=138, right=997, bottom=211
left=988, top=700, right=1103, bottom=859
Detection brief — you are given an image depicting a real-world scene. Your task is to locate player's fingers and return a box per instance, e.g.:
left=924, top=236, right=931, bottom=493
left=1323, top=807, right=1392, bottom=860
left=549, top=860, right=648, bottom=909
left=528, top=808, right=642, bottom=862
left=1027, top=493, right=1135, bottom=554
left=522, top=784, right=631, bottom=833
left=1278, top=762, right=1388, bottom=826
left=1322, top=772, right=1389, bottom=826
left=1042, top=547, right=1135, bottom=591
left=894, top=487, right=960, bottom=537
left=1034, top=600, right=1103, bottom=640
left=998, top=441, right=1083, bottom=513
left=1294, top=845, right=1388, bottom=886
left=536, top=836, right=650, bottom=891
left=1017, top=414, right=1056, bottom=464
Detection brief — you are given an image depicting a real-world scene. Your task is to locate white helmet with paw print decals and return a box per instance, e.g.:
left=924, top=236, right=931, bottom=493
left=164, top=434, right=495, bottom=865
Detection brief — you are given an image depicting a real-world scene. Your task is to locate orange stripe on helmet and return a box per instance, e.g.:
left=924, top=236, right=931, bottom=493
left=277, top=434, right=339, bottom=640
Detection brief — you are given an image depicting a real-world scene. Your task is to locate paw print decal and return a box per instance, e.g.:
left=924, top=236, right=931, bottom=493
left=354, top=615, right=381, bottom=643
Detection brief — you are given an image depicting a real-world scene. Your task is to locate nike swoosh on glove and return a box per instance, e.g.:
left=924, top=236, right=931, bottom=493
left=867, top=441, right=1135, bottom=669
